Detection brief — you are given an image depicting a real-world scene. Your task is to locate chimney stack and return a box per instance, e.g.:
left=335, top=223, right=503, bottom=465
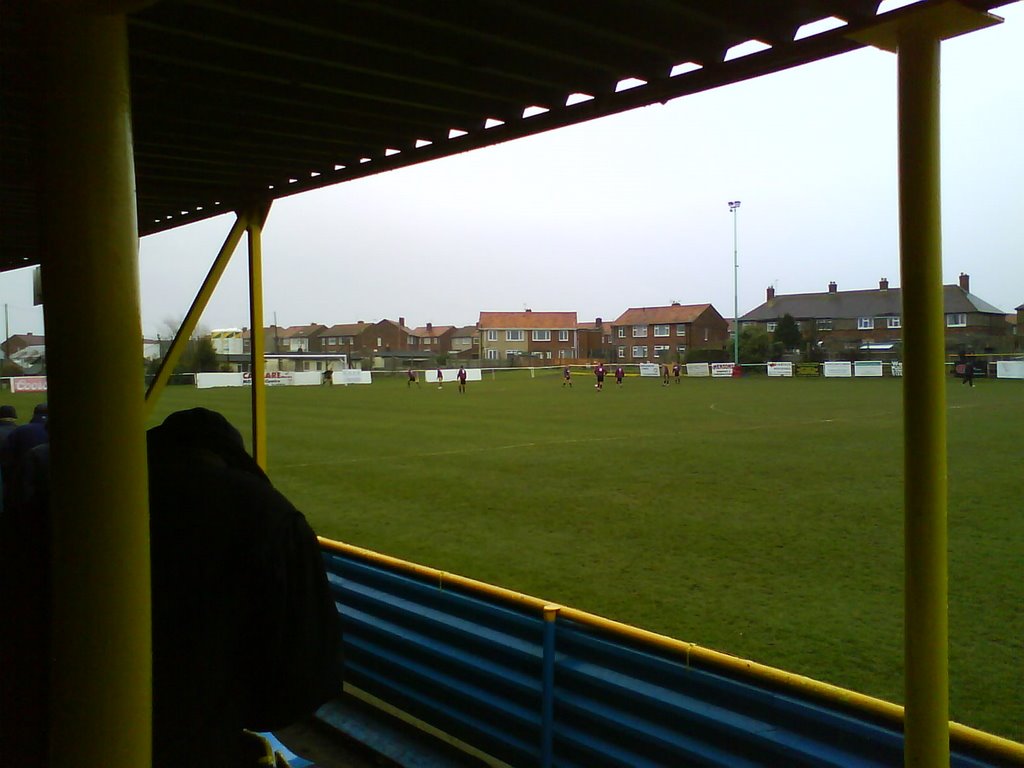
left=959, top=272, right=970, bottom=292
left=399, top=316, right=405, bottom=327
left=525, top=308, right=532, bottom=313
left=426, top=322, right=432, bottom=331
left=879, top=278, right=889, bottom=290
left=766, top=286, right=775, bottom=301
left=828, top=281, right=838, bottom=294
left=595, top=317, right=602, bottom=327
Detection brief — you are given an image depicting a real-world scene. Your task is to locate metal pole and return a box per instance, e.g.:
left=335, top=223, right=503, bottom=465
left=247, top=202, right=272, bottom=471
left=541, top=604, right=560, bottom=768
left=38, top=6, right=151, bottom=766
left=144, top=212, right=248, bottom=414
left=898, top=26, right=949, bottom=768
left=729, top=201, right=741, bottom=366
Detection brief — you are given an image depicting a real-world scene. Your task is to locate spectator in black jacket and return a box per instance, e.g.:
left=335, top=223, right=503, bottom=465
left=147, top=408, right=343, bottom=768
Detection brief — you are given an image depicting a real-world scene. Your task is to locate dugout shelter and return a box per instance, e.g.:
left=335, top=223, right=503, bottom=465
left=1, top=1, right=1022, bottom=766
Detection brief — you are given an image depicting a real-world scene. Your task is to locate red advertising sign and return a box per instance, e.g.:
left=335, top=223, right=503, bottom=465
left=11, top=376, right=47, bottom=393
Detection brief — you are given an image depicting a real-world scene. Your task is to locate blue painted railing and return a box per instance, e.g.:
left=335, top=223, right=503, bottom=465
left=320, top=542, right=1024, bottom=767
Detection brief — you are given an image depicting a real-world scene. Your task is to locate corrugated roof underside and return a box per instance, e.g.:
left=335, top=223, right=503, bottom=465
left=1, top=0, right=1015, bottom=271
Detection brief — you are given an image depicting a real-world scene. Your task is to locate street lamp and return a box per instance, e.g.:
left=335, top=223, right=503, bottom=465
left=728, top=200, right=741, bottom=367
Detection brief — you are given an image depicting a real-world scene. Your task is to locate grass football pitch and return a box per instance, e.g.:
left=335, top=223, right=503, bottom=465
left=88, top=371, right=1024, bottom=739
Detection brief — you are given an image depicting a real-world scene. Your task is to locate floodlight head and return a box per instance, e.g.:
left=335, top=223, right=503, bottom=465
left=728, top=200, right=741, bottom=211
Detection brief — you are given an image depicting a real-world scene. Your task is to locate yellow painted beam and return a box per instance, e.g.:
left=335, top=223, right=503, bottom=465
left=247, top=202, right=272, bottom=470
left=897, top=26, right=949, bottom=768
left=144, top=212, right=248, bottom=415
left=36, top=7, right=151, bottom=767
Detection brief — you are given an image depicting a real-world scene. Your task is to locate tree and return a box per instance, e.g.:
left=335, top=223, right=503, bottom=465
left=773, top=313, right=802, bottom=351
left=738, top=329, right=781, bottom=364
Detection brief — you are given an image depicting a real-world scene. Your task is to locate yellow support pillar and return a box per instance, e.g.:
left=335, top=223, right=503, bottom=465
left=145, top=212, right=249, bottom=415
left=37, top=6, right=151, bottom=767
left=898, top=26, right=949, bottom=766
left=849, top=6, right=1000, bottom=765
left=247, top=203, right=272, bottom=470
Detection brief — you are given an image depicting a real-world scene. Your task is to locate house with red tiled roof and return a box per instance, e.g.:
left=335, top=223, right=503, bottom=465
left=411, top=323, right=455, bottom=356
left=450, top=325, right=480, bottom=359
left=478, top=310, right=578, bottom=362
left=611, top=303, right=728, bottom=362
left=318, top=321, right=372, bottom=356
left=577, top=317, right=613, bottom=360
left=242, top=324, right=324, bottom=354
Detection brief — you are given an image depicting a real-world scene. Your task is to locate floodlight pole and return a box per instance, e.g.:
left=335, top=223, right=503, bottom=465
left=728, top=201, right=741, bottom=366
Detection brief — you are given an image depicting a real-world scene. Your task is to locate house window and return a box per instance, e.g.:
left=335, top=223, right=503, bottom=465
left=654, top=324, right=670, bottom=337
left=654, top=345, right=670, bottom=356
left=617, top=346, right=626, bottom=359
left=632, top=325, right=647, bottom=338
left=617, top=327, right=625, bottom=338
left=558, top=349, right=568, bottom=359
left=677, top=345, right=687, bottom=355
left=486, top=348, right=498, bottom=360
left=558, top=330, right=569, bottom=342
left=858, top=317, right=874, bottom=330
left=486, top=330, right=498, bottom=341
left=507, top=330, right=524, bottom=342
left=946, top=313, right=967, bottom=327
left=546, top=351, right=552, bottom=359
left=817, top=318, right=833, bottom=331
left=532, top=330, right=551, bottom=341
left=766, top=322, right=777, bottom=333
left=887, top=316, right=902, bottom=329
left=631, top=345, right=647, bottom=358
left=676, top=325, right=686, bottom=336
left=376, top=337, right=382, bottom=346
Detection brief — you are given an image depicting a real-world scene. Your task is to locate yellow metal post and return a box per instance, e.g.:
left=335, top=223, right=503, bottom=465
left=144, top=212, right=249, bottom=414
left=848, top=6, right=1000, bottom=765
left=37, top=7, right=151, bottom=767
left=247, top=202, right=272, bottom=470
left=898, top=27, right=949, bottom=767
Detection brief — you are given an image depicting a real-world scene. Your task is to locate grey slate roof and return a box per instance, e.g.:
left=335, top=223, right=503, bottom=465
left=741, top=285, right=1006, bottom=322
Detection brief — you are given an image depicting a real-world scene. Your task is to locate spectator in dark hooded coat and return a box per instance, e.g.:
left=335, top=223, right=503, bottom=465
left=147, top=408, right=342, bottom=768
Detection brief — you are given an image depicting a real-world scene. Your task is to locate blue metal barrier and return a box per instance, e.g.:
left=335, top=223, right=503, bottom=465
left=320, top=544, right=1024, bottom=768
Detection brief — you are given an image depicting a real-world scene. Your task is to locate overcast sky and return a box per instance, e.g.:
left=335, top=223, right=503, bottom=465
left=1, top=2, right=1021, bottom=339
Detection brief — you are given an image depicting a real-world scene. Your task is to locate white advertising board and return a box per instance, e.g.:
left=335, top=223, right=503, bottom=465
left=639, top=363, right=660, bottom=377
left=854, top=361, right=883, bottom=377
left=336, top=369, right=372, bottom=384
left=996, top=360, right=1024, bottom=379
left=890, top=361, right=903, bottom=377
left=196, top=371, right=325, bottom=388
left=685, top=363, right=710, bottom=377
left=196, top=373, right=243, bottom=389
left=822, top=361, right=852, bottom=378
left=10, top=376, right=47, bottom=393
left=430, top=368, right=483, bottom=383
left=711, top=363, right=734, bottom=378
left=767, top=362, right=793, bottom=377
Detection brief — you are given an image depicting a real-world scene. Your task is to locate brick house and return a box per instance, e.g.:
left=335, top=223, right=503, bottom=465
left=1016, top=304, right=1023, bottom=350
left=739, top=274, right=1011, bottom=353
left=611, top=303, right=729, bottom=362
left=478, top=310, right=578, bottom=362
left=577, top=318, right=613, bottom=361
left=2, top=332, right=46, bottom=359
left=318, top=322, right=372, bottom=356
left=243, top=324, right=324, bottom=355
left=449, top=325, right=480, bottom=359
left=412, top=323, right=455, bottom=357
